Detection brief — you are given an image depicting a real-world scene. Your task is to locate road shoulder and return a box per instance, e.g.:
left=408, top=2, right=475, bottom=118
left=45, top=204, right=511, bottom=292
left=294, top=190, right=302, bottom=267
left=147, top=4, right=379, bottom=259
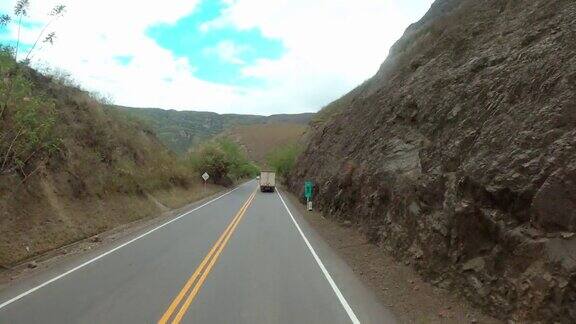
left=277, top=189, right=396, bottom=324
left=281, top=188, right=500, bottom=324
left=0, top=182, right=248, bottom=294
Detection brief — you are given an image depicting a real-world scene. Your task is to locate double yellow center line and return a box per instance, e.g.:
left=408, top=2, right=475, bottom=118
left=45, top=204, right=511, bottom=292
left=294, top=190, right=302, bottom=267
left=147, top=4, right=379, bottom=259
left=158, top=189, right=257, bottom=324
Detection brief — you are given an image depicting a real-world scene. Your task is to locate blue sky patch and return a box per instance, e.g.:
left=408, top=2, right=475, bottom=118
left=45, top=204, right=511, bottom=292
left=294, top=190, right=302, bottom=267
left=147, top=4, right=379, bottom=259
left=147, top=0, right=285, bottom=86
left=21, top=20, right=43, bottom=29
left=114, top=55, right=133, bottom=65
left=0, top=13, right=40, bottom=54
left=0, top=13, right=10, bottom=38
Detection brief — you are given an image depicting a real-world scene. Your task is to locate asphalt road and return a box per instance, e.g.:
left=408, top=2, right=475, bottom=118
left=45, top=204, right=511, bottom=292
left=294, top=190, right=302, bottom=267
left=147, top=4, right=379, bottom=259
left=0, top=180, right=395, bottom=323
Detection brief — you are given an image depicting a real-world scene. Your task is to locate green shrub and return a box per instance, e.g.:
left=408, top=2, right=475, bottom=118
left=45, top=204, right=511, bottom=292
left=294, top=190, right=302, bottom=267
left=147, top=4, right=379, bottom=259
left=0, top=47, right=60, bottom=176
left=189, top=142, right=230, bottom=183
left=189, top=138, right=258, bottom=184
left=267, top=144, right=301, bottom=180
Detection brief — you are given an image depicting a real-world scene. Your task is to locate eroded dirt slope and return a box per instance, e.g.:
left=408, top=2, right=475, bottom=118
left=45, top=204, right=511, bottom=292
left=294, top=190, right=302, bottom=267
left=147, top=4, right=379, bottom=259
left=0, top=56, right=209, bottom=266
left=289, top=0, right=576, bottom=321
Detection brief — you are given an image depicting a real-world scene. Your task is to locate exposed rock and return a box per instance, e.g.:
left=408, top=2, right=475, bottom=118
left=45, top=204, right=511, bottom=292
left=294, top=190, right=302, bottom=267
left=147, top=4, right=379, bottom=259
left=462, top=257, right=485, bottom=273
left=532, top=164, right=576, bottom=231
left=289, top=0, right=576, bottom=321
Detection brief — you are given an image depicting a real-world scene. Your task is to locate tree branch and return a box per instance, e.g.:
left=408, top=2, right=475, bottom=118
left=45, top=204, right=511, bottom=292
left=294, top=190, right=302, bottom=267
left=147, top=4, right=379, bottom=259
left=15, top=15, right=22, bottom=61
left=1, top=128, right=23, bottom=172
left=4, top=163, right=42, bottom=200
left=24, top=19, right=55, bottom=62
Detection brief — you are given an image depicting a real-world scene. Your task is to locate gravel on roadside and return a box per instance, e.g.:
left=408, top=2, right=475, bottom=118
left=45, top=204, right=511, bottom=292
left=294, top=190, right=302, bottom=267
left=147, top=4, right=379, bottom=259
left=282, top=189, right=501, bottom=324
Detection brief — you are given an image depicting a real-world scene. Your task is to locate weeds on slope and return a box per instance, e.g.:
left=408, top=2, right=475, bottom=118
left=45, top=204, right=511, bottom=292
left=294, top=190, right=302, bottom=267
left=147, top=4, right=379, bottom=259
left=188, top=138, right=259, bottom=185
left=267, top=144, right=301, bottom=181
left=0, top=47, right=60, bottom=182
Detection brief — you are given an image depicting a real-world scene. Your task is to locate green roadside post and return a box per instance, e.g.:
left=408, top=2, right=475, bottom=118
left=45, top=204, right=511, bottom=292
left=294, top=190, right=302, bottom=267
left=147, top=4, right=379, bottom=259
left=304, top=181, right=313, bottom=211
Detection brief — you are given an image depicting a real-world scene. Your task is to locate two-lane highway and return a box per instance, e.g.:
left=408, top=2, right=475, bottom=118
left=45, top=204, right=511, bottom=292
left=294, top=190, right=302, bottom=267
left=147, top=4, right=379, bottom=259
left=0, top=181, right=395, bottom=323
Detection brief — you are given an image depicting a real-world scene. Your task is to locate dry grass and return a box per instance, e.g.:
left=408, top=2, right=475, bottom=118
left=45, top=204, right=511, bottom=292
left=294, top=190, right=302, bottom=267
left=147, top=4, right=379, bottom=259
left=223, top=122, right=307, bottom=166
left=0, top=176, right=224, bottom=266
left=0, top=51, right=216, bottom=266
left=151, top=183, right=222, bottom=209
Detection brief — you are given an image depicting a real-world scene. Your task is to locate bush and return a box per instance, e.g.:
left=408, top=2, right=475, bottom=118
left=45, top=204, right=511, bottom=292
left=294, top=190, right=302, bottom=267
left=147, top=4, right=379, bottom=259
left=0, top=45, right=204, bottom=201
left=189, top=138, right=259, bottom=185
left=267, top=144, right=301, bottom=180
left=0, top=47, right=60, bottom=177
left=190, top=142, right=230, bottom=183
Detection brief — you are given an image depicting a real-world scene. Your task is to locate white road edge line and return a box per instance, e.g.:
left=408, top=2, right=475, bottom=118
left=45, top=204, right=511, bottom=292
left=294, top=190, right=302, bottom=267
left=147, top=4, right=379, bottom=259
left=0, top=182, right=250, bottom=310
left=276, top=189, right=361, bottom=324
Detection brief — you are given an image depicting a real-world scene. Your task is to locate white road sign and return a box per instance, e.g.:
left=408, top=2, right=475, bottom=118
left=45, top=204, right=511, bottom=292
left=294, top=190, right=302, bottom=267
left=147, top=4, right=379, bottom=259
left=202, top=172, right=210, bottom=181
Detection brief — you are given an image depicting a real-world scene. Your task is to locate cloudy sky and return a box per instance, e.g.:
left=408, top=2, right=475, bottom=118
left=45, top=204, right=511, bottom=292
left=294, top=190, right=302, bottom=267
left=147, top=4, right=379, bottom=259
left=0, top=0, right=433, bottom=115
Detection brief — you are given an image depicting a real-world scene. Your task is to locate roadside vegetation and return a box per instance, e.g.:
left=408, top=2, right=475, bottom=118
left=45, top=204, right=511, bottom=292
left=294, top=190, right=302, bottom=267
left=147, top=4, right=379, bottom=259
left=117, top=107, right=313, bottom=156
left=0, top=1, right=66, bottom=189
left=189, top=138, right=259, bottom=185
left=0, top=46, right=59, bottom=182
left=0, top=1, right=254, bottom=266
left=0, top=1, right=219, bottom=199
left=0, top=45, right=193, bottom=197
left=266, top=144, right=301, bottom=181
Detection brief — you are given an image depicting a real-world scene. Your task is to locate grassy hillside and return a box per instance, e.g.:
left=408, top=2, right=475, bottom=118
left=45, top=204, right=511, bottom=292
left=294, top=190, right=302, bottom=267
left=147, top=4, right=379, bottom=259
left=222, top=123, right=308, bottom=166
left=116, top=106, right=314, bottom=155
left=0, top=48, right=220, bottom=266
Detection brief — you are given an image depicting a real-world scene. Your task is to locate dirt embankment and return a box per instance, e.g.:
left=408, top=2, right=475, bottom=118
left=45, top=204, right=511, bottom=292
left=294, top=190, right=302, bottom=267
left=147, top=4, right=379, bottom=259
left=0, top=53, right=222, bottom=267
left=0, top=175, right=222, bottom=267
left=289, top=0, right=576, bottom=322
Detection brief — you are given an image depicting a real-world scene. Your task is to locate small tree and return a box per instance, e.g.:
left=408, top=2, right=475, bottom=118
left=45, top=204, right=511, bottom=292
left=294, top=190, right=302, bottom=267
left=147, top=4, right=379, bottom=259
left=13, top=0, right=29, bottom=61
left=0, top=2, right=65, bottom=199
left=191, top=143, right=231, bottom=183
left=1, top=1, right=66, bottom=117
left=267, top=144, right=301, bottom=180
left=24, top=4, right=66, bottom=62
left=2, top=1, right=66, bottom=63
left=0, top=55, right=59, bottom=177
left=0, top=14, right=10, bottom=27
left=189, top=139, right=259, bottom=185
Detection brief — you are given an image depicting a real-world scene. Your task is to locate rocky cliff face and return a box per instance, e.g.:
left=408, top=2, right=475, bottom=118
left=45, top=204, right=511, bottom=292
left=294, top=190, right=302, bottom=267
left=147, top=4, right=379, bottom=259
left=289, top=0, right=576, bottom=321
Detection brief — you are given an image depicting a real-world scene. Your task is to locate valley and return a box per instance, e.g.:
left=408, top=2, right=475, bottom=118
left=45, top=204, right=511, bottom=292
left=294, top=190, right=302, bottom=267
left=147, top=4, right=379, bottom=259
left=1, top=0, right=575, bottom=322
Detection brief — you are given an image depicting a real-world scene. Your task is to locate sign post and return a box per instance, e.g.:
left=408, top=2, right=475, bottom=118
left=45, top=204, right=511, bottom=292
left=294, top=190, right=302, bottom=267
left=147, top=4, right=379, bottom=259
left=304, top=181, right=313, bottom=211
left=202, top=172, right=210, bottom=192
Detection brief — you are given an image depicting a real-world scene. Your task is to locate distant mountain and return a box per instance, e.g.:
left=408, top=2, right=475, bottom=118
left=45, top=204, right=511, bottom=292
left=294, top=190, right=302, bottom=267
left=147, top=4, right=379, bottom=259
left=114, top=106, right=314, bottom=155
left=221, top=123, right=308, bottom=166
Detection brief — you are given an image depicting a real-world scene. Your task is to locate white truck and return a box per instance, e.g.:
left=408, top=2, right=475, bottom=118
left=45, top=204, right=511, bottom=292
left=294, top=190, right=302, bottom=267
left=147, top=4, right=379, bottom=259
left=259, top=171, right=276, bottom=192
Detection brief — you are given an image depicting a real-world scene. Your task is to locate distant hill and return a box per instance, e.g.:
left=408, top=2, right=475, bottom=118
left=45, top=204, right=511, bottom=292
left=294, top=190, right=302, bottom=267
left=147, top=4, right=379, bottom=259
left=222, top=123, right=308, bottom=166
left=115, top=106, right=314, bottom=155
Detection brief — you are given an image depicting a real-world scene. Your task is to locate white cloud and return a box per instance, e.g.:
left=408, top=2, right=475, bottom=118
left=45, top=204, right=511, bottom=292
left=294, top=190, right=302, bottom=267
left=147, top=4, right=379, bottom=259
left=1, top=0, right=433, bottom=115
left=204, top=40, right=248, bottom=65
left=202, top=0, right=434, bottom=114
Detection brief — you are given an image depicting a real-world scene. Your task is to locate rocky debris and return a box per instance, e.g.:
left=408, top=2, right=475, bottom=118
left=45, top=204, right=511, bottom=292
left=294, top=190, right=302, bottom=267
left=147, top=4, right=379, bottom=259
left=90, top=235, right=102, bottom=243
left=289, top=0, right=576, bottom=322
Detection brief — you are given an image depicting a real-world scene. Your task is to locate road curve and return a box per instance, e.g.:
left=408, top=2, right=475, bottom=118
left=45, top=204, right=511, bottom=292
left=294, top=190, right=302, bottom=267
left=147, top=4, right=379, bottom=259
left=0, top=180, right=396, bottom=323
